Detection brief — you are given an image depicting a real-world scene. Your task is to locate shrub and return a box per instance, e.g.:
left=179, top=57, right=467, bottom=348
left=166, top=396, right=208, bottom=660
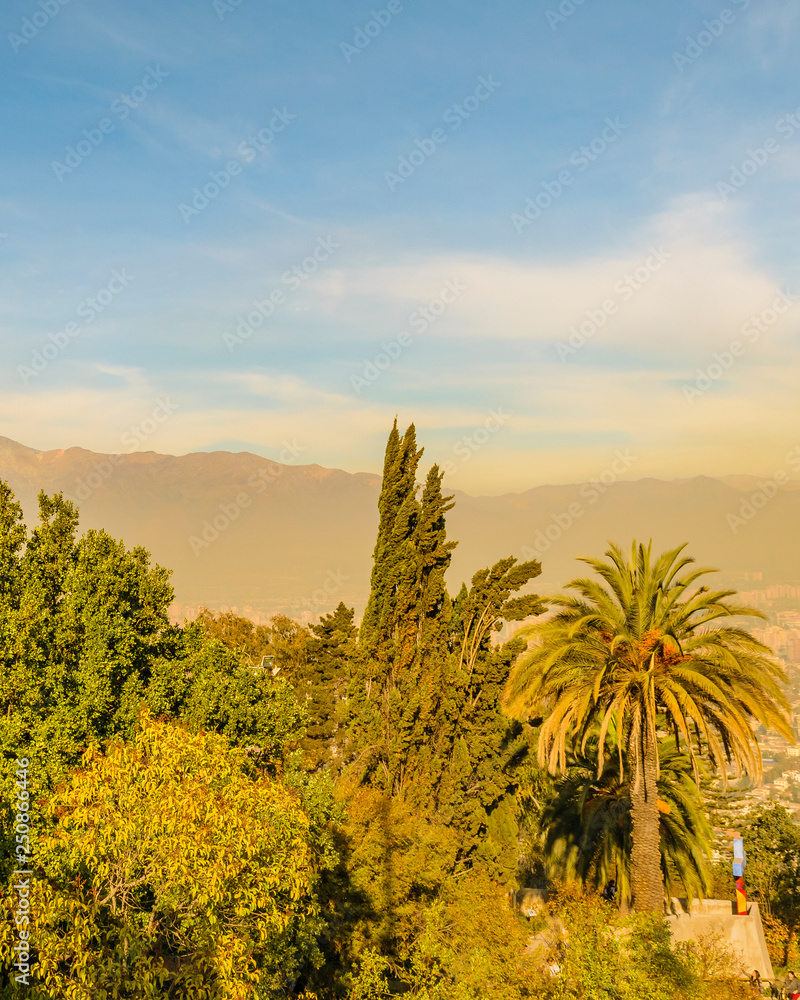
left=0, top=711, right=322, bottom=999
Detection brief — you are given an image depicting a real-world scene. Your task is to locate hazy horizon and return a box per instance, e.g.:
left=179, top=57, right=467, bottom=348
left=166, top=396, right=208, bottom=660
left=4, top=432, right=800, bottom=499
left=2, top=433, right=797, bottom=623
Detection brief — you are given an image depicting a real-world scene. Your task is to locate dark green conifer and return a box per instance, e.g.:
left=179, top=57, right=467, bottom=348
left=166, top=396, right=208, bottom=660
left=304, top=601, right=357, bottom=769
left=350, top=424, right=466, bottom=797
left=348, top=425, right=545, bottom=873
left=349, top=422, right=423, bottom=789
left=412, top=465, right=457, bottom=660
left=433, top=559, right=545, bottom=878
left=359, top=419, right=422, bottom=667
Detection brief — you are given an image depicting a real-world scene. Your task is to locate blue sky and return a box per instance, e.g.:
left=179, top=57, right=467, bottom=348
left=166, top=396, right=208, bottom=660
left=2, top=0, right=799, bottom=493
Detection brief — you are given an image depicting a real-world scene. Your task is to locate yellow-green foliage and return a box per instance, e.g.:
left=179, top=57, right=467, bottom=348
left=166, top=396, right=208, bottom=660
left=536, top=883, right=702, bottom=1000
left=406, top=871, right=544, bottom=999
left=759, top=911, right=797, bottom=970
left=343, top=872, right=544, bottom=1000
left=337, top=783, right=458, bottom=963
left=344, top=949, right=392, bottom=1000
left=0, top=711, right=321, bottom=999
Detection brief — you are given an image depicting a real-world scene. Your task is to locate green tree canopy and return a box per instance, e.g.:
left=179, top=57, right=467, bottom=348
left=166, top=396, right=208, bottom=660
left=194, top=606, right=272, bottom=668
left=740, top=803, right=800, bottom=916
left=0, top=487, right=176, bottom=827
left=0, top=712, right=322, bottom=998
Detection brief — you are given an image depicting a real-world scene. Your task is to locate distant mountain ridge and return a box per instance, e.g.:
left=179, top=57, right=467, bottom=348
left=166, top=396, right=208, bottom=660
left=0, top=436, right=798, bottom=622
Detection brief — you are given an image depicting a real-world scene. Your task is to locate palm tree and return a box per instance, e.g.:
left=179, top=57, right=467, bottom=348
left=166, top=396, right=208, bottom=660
left=538, top=736, right=713, bottom=904
left=505, top=541, right=793, bottom=912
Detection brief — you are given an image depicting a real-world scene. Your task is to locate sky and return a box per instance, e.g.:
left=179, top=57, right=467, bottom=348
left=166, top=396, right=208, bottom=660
left=2, top=0, right=799, bottom=495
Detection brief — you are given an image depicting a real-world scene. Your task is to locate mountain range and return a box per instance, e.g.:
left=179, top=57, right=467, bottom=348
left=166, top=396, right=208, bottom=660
left=1, top=436, right=798, bottom=624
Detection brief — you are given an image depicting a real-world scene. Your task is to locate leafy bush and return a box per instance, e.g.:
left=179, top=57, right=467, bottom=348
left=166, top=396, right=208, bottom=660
left=537, top=883, right=704, bottom=1000
left=0, top=712, right=323, bottom=999
left=404, top=870, right=544, bottom=999
left=762, top=910, right=798, bottom=968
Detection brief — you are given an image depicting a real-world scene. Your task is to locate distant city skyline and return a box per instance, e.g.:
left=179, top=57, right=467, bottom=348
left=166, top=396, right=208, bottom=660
left=2, top=1, right=799, bottom=493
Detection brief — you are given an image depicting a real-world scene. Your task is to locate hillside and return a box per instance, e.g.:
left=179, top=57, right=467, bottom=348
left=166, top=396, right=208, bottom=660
left=1, top=436, right=798, bottom=622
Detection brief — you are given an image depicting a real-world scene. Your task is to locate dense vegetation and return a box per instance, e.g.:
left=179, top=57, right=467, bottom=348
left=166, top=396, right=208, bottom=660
left=0, top=423, right=795, bottom=997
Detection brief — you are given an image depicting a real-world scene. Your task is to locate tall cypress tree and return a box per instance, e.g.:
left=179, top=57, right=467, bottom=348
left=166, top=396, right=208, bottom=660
left=359, top=420, right=422, bottom=667
left=348, top=423, right=545, bottom=882
left=387, top=466, right=459, bottom=804
left=350, top=425, right=462, bottom=796
left=411, top=465, right=457, bottom=662
left=349, top=423, right=424, bottom=789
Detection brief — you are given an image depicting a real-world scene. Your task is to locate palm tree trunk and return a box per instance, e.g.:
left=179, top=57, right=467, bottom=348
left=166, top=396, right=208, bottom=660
left=629, top=720, right=664, bottom=912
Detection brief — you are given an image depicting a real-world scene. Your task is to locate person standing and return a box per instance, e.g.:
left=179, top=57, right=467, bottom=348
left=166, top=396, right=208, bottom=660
left=784, top=970, right=800, bottom=999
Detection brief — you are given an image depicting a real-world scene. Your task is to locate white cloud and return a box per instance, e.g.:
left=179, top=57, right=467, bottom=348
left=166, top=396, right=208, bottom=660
left=312, top=196, right=797, bottom=360
left=2, top=198, right=797, bottom=494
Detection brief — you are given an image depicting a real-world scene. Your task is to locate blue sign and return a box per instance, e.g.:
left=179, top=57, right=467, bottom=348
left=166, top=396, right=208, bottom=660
left=732, top=837, right=746, bottom=877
